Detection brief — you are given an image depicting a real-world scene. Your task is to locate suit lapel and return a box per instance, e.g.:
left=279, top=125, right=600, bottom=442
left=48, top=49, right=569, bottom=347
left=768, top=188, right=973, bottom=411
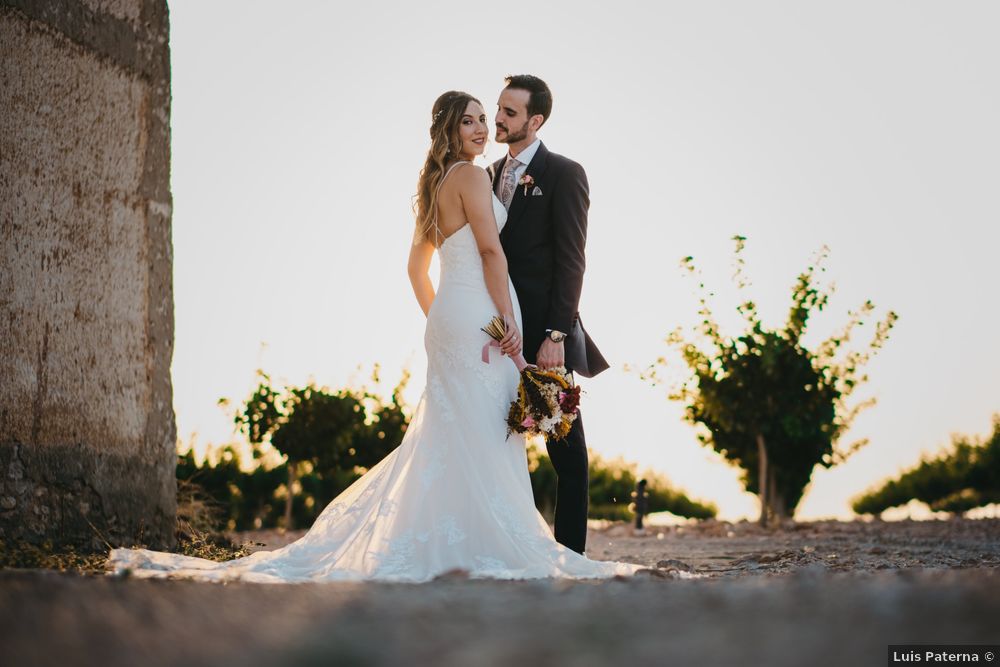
left=490, top=156, right=506, bottom=197
left=504, top=142, right=549, bottom=235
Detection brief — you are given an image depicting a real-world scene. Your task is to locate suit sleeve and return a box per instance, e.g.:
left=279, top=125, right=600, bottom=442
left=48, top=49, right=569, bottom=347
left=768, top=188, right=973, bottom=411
left=548, top=161, right=589, bottom=334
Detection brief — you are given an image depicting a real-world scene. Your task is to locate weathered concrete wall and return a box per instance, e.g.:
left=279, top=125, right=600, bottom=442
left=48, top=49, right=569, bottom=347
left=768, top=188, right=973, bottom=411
left=0, top=0, right=175, bottom=549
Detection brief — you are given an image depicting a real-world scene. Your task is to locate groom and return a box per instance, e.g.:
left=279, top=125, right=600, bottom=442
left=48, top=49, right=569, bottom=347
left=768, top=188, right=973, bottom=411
left=492, top=74, right=609, bottom=555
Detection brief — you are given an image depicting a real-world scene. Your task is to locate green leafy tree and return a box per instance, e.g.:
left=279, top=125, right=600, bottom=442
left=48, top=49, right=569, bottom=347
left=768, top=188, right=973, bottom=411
left=225, top=367, right=410, bottom=529
left=852, top=415, right=1000, bottom=516
left=527, top=444, right=716, bottom=521
left=348, top=367, right=411, bottom=470
left=271, top=385, right=368, bottom=528
left=643, top=236, right=897, bottom=525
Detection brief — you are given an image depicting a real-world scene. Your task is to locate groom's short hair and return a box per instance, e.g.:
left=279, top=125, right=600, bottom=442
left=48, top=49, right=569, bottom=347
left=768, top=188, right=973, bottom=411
left=504, top=74, right=552, bottom=126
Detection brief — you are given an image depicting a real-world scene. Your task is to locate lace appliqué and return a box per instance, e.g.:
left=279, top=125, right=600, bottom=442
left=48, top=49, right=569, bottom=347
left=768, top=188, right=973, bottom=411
left=434, top=515, right=466, bottom=545
left=376, top=498, right=398, bottom=518
left=420, top=448, right=447, bottom=490
left=488, top=492, right=548, bottom=552
left=474, top=555, right=509, bottom=571
left=372, top=530, right=416, bottom=576
left=438, top=233, right=482, bottom=281
left=309, top=482, right=378, bottom=533
left=427, top=314, right=506, bottom=403
left=426, top=374, right=456, bottom=422
left=373, top=514, right=468, bottom=577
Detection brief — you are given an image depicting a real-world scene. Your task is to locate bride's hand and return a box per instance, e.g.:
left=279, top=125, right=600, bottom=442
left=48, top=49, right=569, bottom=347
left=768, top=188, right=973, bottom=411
left=499, top=313, right=523, bottom=357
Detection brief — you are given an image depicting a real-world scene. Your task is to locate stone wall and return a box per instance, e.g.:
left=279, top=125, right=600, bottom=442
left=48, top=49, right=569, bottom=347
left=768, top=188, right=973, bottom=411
left=0, top=0, right=175, bottom=549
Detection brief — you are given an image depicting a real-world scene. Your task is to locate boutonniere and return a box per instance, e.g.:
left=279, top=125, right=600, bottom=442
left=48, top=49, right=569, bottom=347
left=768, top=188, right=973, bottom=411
left=519, top=174, right=535, bottom=196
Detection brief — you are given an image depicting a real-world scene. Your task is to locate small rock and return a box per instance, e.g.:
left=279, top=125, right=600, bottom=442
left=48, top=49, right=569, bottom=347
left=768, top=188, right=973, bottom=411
left=758, top=550, right=796, bottom=563
left=733, top=553, right=763, bottom=564
left=731, top=556, right=762, bottom=570
left=656, top=559, right=693, bottom=572
left=0, top=496, right=16, bottom=510
left=634, top=568, right=671, bottom=579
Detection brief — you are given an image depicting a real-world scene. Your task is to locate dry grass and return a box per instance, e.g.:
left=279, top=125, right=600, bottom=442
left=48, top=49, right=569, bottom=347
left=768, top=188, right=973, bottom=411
left=0, top=479, right=259, bottom=575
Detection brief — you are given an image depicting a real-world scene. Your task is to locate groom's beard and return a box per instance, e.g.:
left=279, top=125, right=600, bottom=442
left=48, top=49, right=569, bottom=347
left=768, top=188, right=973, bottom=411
left=496, top=119, right=530, bottom=144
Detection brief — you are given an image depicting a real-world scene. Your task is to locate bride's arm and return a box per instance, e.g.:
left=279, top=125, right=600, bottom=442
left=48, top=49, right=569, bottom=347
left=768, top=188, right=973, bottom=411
left=408, top=232, right=435, bottom=317
left=456, top=165, right=522, bottom=357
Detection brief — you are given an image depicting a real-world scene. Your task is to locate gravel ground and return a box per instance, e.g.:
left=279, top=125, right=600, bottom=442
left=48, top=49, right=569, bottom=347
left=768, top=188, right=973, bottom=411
left=1, top=518, right=998, bottom=667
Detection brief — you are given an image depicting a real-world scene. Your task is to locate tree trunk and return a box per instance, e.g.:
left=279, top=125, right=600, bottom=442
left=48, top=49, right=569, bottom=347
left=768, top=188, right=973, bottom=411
left=757, top=434, right=768, bottom=527
left=284, top=461, right=297, bottom=530
left=767, top=467, right=788, bottom=522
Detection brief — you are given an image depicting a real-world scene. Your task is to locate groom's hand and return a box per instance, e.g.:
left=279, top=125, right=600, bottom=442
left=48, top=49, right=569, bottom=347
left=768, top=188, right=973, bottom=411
left=536, top=339, right=565, bottom=370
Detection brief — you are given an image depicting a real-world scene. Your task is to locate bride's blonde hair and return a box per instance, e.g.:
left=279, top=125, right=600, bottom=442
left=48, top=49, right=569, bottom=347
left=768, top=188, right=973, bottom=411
left=414, top=91, right=481, bottom=246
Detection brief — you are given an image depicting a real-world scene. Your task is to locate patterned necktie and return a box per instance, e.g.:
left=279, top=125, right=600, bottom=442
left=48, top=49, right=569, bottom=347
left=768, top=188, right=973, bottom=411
left=499, top=158, right=521, bottom=210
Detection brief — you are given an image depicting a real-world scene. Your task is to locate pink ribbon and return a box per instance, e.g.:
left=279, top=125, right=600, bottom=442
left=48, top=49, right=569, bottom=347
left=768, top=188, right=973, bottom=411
left=481, top=340, right=529, bottom=372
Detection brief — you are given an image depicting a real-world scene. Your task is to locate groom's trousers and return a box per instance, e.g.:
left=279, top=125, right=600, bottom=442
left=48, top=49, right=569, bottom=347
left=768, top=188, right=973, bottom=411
left=544, top=409, right=589, bottom=554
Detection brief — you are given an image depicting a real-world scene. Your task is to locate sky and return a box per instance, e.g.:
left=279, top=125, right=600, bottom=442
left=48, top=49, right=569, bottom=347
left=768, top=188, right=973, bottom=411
left=167, top=0, right=1000, bottom=521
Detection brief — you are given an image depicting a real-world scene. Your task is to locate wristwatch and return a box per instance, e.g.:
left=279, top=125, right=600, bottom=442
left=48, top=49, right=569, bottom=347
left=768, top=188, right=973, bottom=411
left=546, top=329, right=566, bottom=343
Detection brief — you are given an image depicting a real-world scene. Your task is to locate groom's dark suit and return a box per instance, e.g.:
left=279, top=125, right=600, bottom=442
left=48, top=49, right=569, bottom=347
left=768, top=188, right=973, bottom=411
left=492, top=141, right=607, bottom=554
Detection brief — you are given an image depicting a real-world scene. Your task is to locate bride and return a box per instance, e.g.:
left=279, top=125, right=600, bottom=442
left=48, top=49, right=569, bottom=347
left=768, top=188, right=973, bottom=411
left=106, top=91, right=645, bottom=583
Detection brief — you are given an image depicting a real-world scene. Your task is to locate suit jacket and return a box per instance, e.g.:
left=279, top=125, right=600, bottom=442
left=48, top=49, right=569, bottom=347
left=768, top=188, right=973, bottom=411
left=491, top=142, right=609, bottom=378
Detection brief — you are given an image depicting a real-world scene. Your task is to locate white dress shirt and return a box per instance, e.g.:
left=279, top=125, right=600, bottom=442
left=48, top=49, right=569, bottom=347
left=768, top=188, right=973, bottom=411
left=507, top=138, right=542, bottom=183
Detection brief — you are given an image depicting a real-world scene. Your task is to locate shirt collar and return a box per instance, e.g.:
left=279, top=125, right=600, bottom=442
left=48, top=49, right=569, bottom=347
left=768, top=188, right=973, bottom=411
left=508, top=137, right=541, bottom=167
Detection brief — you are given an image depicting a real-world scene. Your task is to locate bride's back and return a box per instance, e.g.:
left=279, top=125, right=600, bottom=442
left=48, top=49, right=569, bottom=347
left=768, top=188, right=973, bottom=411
left=433, top=161, right=476, bottom=244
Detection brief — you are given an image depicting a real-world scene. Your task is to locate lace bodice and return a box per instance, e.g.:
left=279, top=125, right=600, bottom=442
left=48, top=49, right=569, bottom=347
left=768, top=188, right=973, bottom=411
left=437, top=192, right=508, bottom=286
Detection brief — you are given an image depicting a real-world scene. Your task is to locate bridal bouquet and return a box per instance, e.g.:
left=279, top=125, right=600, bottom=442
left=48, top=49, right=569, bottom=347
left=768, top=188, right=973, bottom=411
left=481, top=316, right=581, bottom=441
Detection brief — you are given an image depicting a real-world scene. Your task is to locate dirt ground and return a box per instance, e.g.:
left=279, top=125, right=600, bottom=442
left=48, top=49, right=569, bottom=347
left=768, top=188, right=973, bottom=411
left=1, top=518, right=998, bottom=667
left=231, top=515, right=1000, bottom=578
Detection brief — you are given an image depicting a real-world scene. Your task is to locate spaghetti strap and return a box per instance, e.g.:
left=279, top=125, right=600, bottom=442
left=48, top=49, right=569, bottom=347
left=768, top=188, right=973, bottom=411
left=431, top=160, right=471, bottom=248
left=441, top=159, right=471, bottom=181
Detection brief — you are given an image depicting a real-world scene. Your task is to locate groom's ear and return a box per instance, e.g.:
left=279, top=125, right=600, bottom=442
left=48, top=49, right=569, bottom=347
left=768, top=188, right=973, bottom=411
left=529, top=114, right=545, bottom=132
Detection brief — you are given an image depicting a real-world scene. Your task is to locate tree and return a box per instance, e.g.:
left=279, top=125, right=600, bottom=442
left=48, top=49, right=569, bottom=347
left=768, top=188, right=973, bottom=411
left=643, top=236, right=897, bottom=525
left=852, top=415, right=1000, bottom=517
left=526, top=443, right=717, bottom=522
left=226, top=367, right=410, bottom=529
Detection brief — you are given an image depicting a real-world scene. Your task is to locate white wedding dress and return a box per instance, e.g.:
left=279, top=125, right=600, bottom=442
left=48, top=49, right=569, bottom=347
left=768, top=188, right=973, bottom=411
left=107, top=164, right=645, bottom=583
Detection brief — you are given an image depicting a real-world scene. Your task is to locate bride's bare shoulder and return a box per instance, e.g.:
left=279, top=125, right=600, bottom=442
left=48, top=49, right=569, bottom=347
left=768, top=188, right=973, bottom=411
left=450, top=162, right=491, bottom=189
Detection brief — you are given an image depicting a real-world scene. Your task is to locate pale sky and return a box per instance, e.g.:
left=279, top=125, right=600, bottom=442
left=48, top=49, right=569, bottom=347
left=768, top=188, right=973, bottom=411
left=168, top=1, right=1000, bottom=520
